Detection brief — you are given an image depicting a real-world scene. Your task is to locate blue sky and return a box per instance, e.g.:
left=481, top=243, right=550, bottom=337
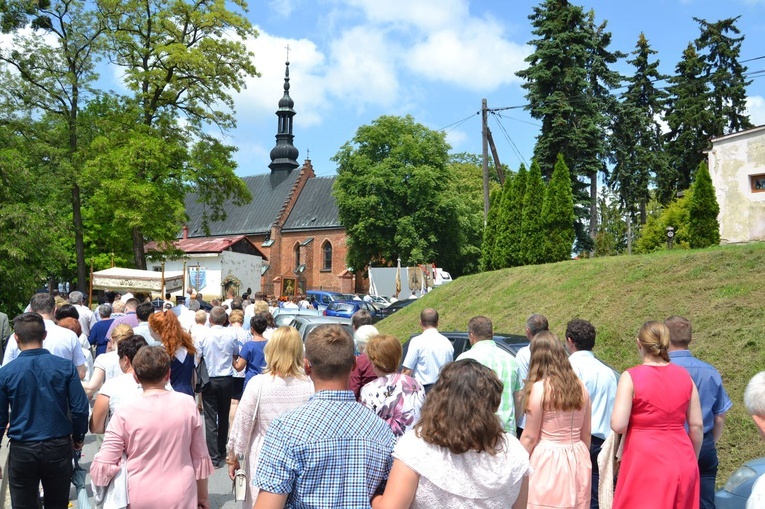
left=222, top=0, right=765, bottom=178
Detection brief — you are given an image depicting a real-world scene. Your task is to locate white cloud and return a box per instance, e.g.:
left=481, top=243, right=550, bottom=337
left=342, top=0, right=469, bottom=32
left=445, top=128, right=468, bottom=148
left=747, top=96, right=765, bottom=126
left=269, top=0, right=295, bottom=17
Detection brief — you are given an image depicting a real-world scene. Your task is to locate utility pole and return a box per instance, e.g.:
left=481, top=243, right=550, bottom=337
left=482, top=98, right=489, bottom=223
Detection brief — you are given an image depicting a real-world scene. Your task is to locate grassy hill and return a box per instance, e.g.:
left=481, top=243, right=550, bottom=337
left=376, top=242, right=765, bottom=483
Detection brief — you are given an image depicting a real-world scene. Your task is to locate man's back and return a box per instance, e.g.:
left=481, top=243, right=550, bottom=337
left=569, top=350, right=617, bottom=440
left=256, top=390, right=396, bottom=508
left=2, top=320, right=85, bottom=368
left=670, top=351, right=731, bottom=432
left=197, top=325, right=238, bottom=377
left=402, top=328, right=454, bottom=386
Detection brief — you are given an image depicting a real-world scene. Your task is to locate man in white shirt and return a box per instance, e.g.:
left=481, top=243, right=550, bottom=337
left=3, top=293, right=87, bottom=379
left=68, top=291, right=95, bottom=337
left=513, top=313, right=548, bottom=437
left=744, top=372, right=765, bottom=509
left=401, top=308, right=453, bottom=392
left=133, top=302, right=160, bottom=346
left=565, top=318, right=618, bottom=509
left=195, top=306, right=239, bottom=467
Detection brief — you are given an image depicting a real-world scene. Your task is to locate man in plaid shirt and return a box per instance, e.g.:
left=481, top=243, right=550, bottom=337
left=254, top=324, right=396, bottom=509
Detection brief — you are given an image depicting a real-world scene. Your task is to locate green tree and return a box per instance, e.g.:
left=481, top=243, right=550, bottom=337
left=664, top=43, right=715, bottom=197
left=593, top=188, right=628, bottom=257
left=541, top=154, right=575, bottom=262
left=492, top=175, right=515, bottom=269
left=517, top=2, right=622, bottom=252
left=609, top=33, right=667, bottom=224
left=688, top=162, right=721, bottom=248
left=0, top=123, right=69, bottom=313
left=445, top=156, right=489, bottom=277
left=333, top=115, right=463, bottom=273
left=0, top=0, right=104, bottom=290
left=94, top=0, right=257, bottom=268
left=635, top=192, right=692, bottom=254
left=520, top=160, right=546, bottom=265
left=694, top=17, right=753, bottom=136
left=480, top=188, right=502, bottom=272
left=507, top=164, right=528, bottom=267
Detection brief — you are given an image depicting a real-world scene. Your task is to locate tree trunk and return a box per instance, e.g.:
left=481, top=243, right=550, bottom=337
left=589, top=169, right=598, bottom=256
left=72, top=183, right=87, bottom=292
left=639, top=199, right=647, bottom=225
left=132, top=226, right=147, bottom=269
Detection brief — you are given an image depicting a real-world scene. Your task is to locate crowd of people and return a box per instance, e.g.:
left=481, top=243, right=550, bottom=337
left=0, top=289, right=761, bottom=509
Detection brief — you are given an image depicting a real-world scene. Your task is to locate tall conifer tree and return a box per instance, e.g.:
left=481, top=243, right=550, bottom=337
left=520, top=161, right=546, bottom=265
left=542, top=154, right=576, bottom=262
left=480, top=188, right=502, bottom=271
left=688, top=162, right=721, bottom=248
left=492, top=175, right=515, bottom=269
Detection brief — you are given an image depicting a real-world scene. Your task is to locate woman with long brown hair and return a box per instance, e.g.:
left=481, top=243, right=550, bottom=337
left=520, top=331, right=592, bottom=509
left=149, top=310, right=196, bottom=397
left=611, top=321, right=702, bottom=508
left=370, top=359, right=530, bottom=509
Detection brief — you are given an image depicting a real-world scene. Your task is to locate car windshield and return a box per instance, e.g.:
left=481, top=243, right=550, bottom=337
left=330, top=303, right=355, bottom=313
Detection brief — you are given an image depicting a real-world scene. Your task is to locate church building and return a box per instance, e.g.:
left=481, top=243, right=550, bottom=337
left=182, top=62, right=355, bottom=297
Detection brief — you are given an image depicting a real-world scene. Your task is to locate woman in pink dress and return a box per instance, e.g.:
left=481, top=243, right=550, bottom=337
left=91, top=346, right=214, bottom=509
left=521, top=331, right=592, bottom=509
left=611, top=321, right=703, bottom=509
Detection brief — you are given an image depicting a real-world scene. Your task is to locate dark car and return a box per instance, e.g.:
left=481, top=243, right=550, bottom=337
left=402, top=331, right=529, bottom=365
left=377, top=298, right=417, bottom=318
left=323, top=300, right=385, bottom=322
left=287, top=315, right=354, bottom=342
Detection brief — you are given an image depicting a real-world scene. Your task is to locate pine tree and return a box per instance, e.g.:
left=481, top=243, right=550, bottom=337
left=507, top=164, right=528, bottom=267
left=492, top=175, right=515, bottom=269
left=520, top=160, right=546, bottom=265
left=688, top=162, right=721, bottom=248
left=664, top=43, right=715, bottom=197
left=541, top=154, right=576, bottom=262
left=480, top=188, right=502, bottom=271
left=694, top=17, right=753, bottom=136
left=609, top=33, right=668, bottom=225
left=517, top=1, right=621, bottom=253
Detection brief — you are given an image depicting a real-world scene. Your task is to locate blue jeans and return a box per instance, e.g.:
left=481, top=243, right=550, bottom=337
left=698, top=432, right=718, bottom=509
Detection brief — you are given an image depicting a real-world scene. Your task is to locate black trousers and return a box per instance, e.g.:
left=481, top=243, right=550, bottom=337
left=698, top=432, right=718, bottom=509
left=8, top=437, right=72, bottom=509
left=589, top=435, right=605, bottom=509
left=202, top=376, right=233, bottom=464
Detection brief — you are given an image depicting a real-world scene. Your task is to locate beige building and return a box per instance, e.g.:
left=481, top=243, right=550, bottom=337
left=707, top=125, right=765, bottom=243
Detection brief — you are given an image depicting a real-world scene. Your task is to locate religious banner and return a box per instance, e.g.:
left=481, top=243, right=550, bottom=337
left=189, top=267, right=207, bottom=291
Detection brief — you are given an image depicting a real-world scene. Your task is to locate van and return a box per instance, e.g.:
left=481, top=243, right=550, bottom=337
left=306, top=290, right=346, bottom=311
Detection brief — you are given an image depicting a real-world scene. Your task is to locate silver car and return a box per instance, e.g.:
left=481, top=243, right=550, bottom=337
left=716, top=457, right=765, bottom=508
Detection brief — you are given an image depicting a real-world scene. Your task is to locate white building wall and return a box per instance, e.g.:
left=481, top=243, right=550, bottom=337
left=159, top=252, right=262, bottom=300
left=708, top=127, right=765, bottom=244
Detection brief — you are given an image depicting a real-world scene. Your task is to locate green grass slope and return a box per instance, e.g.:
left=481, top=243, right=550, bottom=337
left=377, top=242, right=765, bottom=483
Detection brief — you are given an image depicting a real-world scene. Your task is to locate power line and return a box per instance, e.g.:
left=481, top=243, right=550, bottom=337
left=490, top=112, right=528, bottom=167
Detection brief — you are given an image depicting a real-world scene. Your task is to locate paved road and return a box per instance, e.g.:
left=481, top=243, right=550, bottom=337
left=70, top=425, right=242, bottom=509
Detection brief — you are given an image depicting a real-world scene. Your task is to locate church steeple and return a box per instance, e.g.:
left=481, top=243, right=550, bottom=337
left=269, top=61, right=299, bottom=173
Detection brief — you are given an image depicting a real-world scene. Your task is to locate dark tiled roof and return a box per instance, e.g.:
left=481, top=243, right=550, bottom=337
left=184, top=170, right=301, bottom=237
left=283, top=177, right=341, bottom=231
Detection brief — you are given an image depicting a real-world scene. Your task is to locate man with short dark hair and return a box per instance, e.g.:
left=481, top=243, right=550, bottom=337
left=667, top=315, right=732, bottom=509
left=351, top=309, right=373, bottom=330
left=401, top=308, right=453, bottom=392
left=565, top=318, right=618, bottom=509
left=3, top=294, right=87, bottom=379
left=0, top=313, right=89, bottom=508
left=196, top=306, right=239, bottom=467
left=133, top=301, right=158, bottom=345
left=457, top=316, right=521, bottom=432
left=254, top=324, right=396, bottom=508
left=513, top=313, right=548, bottom=437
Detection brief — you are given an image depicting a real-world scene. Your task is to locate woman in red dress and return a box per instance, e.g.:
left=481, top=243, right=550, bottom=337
left=611, top=321, right=703, bottom=509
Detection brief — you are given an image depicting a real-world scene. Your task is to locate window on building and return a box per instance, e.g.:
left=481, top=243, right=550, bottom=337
left=294, top=243, right=300, bottom=269
left=751, top=174, right=765, bottom=193
left=322, top=241, right=332, bottom=271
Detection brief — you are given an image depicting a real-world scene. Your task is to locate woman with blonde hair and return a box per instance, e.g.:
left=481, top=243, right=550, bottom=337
left=226, top=326, right=314, bottom=507
left=149, top=310, right=196, bottom=397
left=83, top=323, right=134, bottom=398
left=371, top=359, right=530, bottom=508
left=521, top=331, right=592, bottom=509
left=611, top=321, right=702, bottom=509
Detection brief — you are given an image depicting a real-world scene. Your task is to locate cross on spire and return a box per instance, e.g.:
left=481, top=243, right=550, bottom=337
left=285, top=44, right=291, bottom=61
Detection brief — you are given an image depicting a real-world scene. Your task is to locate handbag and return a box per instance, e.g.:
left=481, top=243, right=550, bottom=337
left=232, top=376, right=263, bottom=501
left=194, top=356, right=210, bottom=393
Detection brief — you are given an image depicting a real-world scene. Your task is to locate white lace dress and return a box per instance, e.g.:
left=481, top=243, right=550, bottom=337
left=227, top=374, right=314, bottom=508
left=393, top=430, right=532, bottom=508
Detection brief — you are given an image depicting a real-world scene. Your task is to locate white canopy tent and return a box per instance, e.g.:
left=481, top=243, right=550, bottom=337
left=91, top=267, right=184, bottom=294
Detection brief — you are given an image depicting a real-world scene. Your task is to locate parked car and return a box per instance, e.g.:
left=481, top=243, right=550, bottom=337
left=377, top=298, right=416, bottom=318
left=323, top=300, right=385, bottom=322
left=271, top=308, right=322, bottom=327
left=287, top=315, right=353, bottom=342
left=369, top=295, right=392, bottom=307
left=306, top=290, right=345, bottom=311
left=401, top=331, right=529, bottom=366
left=716, top=457, right=765, bottom=508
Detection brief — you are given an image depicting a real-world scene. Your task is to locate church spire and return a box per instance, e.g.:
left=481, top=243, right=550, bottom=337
left=269, top=60, right=299, bottom=173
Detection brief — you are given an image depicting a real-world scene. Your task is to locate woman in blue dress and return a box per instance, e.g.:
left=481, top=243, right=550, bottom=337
left=149, top=310, right=196, bottom=396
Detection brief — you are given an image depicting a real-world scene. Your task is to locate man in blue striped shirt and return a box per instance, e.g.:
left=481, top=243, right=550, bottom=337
left=255, top=324, right=396, bottom=509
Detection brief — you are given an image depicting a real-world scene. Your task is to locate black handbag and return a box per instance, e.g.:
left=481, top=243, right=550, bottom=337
left=194, top=356, right=210, bottom=393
